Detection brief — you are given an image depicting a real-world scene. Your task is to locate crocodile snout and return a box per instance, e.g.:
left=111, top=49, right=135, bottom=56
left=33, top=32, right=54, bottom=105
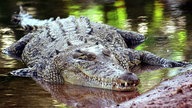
left=113, top=72, right=140, bottom=91
left=119, top=72, right=139, bottom=85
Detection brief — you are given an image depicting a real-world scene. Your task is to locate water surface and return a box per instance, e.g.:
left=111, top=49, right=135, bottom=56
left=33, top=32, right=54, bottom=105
left=0, top=0, right=192, bottom=107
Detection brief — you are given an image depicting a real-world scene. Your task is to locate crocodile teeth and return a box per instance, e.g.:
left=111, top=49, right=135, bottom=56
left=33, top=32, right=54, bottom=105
left=98, top=77, right=101, bottom=81
left=125, top=82, right=127, bottom=87
left=115, top=83, right=118, bottom=86
left=101, top=78, right=104, bottom=81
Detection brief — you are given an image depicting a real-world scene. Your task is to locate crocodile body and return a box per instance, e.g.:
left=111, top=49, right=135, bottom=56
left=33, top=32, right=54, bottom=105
left=3, top=7, right=188, bottom=91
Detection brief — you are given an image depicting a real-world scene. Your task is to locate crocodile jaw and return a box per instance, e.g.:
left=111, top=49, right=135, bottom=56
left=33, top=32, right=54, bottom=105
left=61, top=69, right=139, bottom=91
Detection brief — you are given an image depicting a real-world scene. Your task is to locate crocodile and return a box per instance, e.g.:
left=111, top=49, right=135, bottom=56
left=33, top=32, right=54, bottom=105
left=3, top=7, right=188, bottom=91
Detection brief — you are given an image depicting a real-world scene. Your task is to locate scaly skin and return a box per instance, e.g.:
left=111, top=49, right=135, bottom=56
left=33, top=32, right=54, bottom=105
left=2, top=6, right=188, bottom=91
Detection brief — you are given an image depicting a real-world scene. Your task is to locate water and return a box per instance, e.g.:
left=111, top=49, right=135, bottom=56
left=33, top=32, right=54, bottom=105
left=0, top=0, right=192, bottom=107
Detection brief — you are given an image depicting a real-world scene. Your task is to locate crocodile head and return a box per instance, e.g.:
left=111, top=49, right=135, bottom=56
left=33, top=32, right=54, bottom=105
left=55, top=44, right=139, bottom=91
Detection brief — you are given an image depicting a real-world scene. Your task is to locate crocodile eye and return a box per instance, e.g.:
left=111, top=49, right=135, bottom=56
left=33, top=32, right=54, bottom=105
left=73, top=50, right=96, bottom=61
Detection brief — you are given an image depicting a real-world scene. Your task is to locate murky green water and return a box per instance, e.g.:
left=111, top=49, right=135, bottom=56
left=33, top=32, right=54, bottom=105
left=0, top=0, right=192, bottom=107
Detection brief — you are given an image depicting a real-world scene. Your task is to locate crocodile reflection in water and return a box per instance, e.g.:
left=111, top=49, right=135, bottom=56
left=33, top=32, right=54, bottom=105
left=36, top=79, right=139, bottom=107
left=34, top=64, right=163, bottom=108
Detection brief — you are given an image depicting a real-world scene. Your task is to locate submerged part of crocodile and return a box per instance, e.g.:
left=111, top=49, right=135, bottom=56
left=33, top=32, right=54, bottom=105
left=3, top=7, right=188, bottom=91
